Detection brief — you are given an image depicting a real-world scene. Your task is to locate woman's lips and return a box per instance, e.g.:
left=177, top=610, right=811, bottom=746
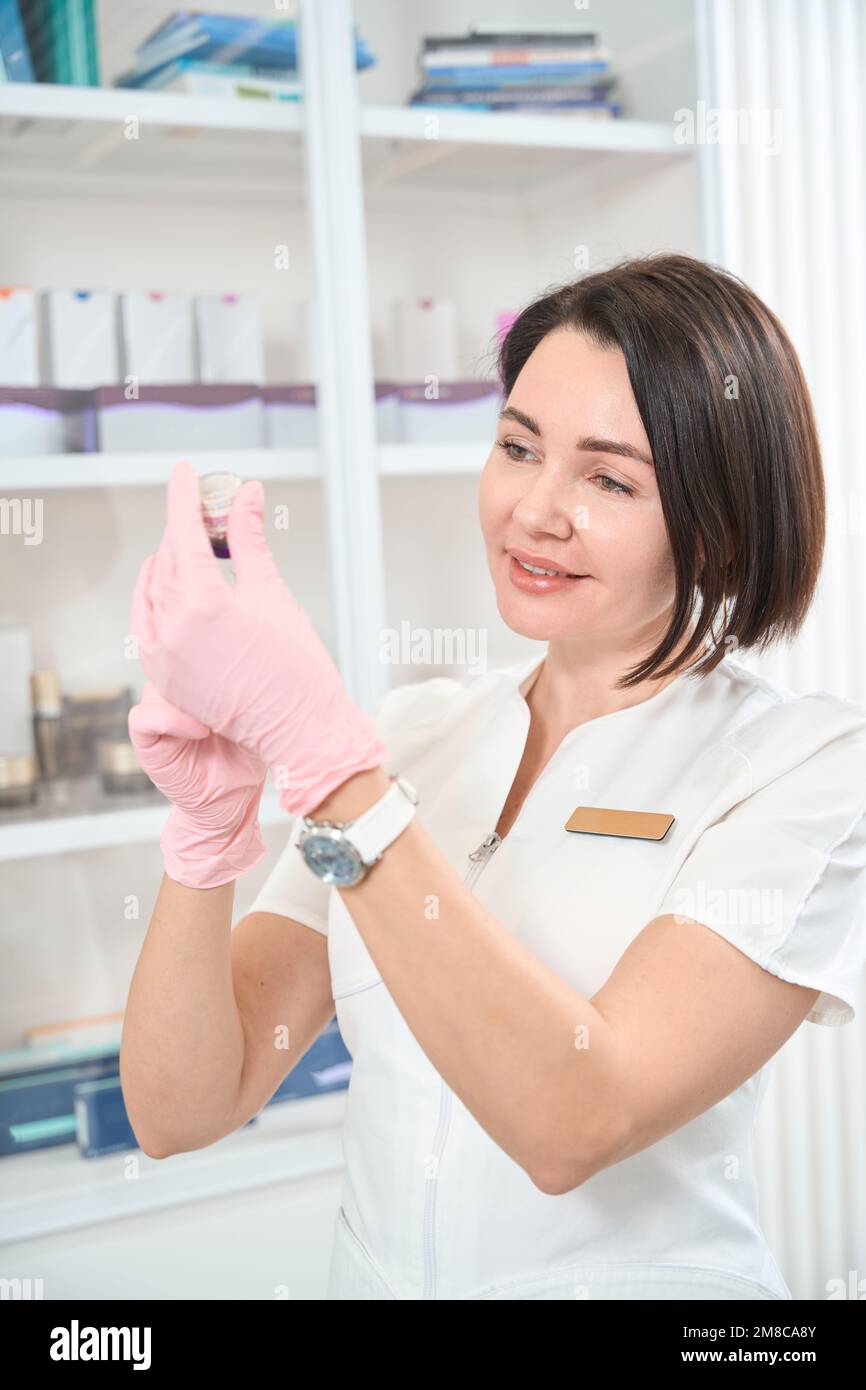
left=508, top=553, right=588, bottom=594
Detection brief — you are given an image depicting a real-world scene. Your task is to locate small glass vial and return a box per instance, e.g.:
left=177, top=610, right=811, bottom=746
left=199, top=471, right=243, bottom=559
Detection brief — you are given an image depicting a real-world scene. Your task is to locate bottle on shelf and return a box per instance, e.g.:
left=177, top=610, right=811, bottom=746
left=31, top=670, right=64, bottom=782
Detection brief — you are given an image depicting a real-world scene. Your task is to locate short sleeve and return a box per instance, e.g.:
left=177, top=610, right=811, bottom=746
left=245, top=673, right=468, bottom=935
left=245, top=822, right=332, bottom=934
left=657, top=703, right=866, bottom=1027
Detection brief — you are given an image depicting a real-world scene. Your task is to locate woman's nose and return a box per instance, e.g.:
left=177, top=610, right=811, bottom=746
left=512, top=471, right=576, bottom=533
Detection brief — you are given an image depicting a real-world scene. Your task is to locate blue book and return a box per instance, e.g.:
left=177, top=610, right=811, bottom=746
left=114, top=55, right=300, bottom=92
left=410, top=96, right=621, bottom=117
left=267, top=1017, right=351, bottom=1103
left=410, top=83, right=614, bottom=105
left=73, top=1076, right=259, bottom=1158
left=0, top=1023, right=350, bottom=1158
left=131, top=10, right=374, bottom=77
left=0, top=1053, right=121, bottom=1156
left=73, top=1021, right=350, bottom=1158
left=0, top=0, right=35, bottom=81
left=424, top=63, right=610, bottom=87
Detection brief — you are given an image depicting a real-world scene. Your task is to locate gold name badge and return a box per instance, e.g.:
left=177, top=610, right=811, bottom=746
left=565, top=806, right=675, bottom=841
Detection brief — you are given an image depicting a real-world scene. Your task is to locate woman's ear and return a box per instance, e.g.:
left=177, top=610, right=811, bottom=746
left=694, top=537, right=735, bottom=586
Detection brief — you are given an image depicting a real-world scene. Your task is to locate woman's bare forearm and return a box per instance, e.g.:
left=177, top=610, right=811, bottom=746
left=119, top=872, right=245, bottom=1157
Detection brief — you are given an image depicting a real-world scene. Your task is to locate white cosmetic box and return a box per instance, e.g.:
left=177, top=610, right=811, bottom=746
left=0, top=286, right=39, bottom=385
left=395, top=381, right=502, bottom=442
left=118, top=291, right=195, bottom=384
left=263, top=382, right=400, bottom=447
left=0, top=387, right=89, bottom=454
left=84, top=384, right=264, bottom=451
left=38, top=289, right=119, bottom=388
left=194, top=293, right=265, bottom=384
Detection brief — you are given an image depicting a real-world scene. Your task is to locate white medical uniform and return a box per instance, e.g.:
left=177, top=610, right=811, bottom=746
left=248, top=650, right=866, bottom=1301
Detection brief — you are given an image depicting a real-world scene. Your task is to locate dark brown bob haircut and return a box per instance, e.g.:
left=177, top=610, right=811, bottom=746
left=494, top=252, right=825, bottom=690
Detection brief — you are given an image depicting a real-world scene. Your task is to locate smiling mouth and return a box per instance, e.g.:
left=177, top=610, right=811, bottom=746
left=510, top=555, right=585, bottom=578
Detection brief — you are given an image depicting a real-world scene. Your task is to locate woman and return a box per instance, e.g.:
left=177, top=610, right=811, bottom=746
left=121, top=253, right=866, bottom=1301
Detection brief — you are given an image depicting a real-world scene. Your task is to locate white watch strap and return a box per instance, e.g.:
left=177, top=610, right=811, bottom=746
left=345, top=775, right=418, bottom=864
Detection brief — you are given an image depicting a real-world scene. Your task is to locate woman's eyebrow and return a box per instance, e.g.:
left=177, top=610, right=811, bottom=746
left=581, top=435, right=655, bottom=469
left=498, top=405, right=543, bottom=436
left=498, top=407, right=654, bottom=469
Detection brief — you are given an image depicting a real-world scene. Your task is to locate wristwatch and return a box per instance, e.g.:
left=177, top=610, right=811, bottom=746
left=291, top=774, right=419, bottom=887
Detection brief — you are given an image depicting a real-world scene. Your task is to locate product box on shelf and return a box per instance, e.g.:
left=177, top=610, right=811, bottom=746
left=83, top=384, right=265, bottom=452
left=374, top=381, right=399, bottom=443
left=392, top=297, right=458, bottom=381
left=194, top=292, right=265, bottom=385
left=118, top=290, right=196, bottom=384
left=262, top=381, right=400, bottom=447
left=396, top=380, right=503, bottom=443
left=262, top=383, right=316, bottom=447
left=0, top=1049, right=122, bottom=1157
left=60, top=686, right=132, bottom=778
left=0, top=386, right=90, bottom=454
left=38, top=289, right=119, bottom=388
left=0, top=1017, right=353, bottom=1159
left=0, top=286, right=39, bottom=385
left=74, top=1017, right=352, bottom=1156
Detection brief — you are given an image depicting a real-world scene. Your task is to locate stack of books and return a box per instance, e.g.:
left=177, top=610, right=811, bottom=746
left=1, top=0, right=99, bottom=85
left=113, top=9, right=375, bottom=99
left=409, top=20, right=621, bottom=118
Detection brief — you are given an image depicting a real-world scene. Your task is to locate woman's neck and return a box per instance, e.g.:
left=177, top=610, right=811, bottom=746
left=524, top=630, right=697, bottom=733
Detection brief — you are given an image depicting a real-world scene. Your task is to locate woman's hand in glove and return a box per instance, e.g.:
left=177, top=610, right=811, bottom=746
left=128, top=680, right=268, bottom=890
left=129, top=460, right=389, bottom=818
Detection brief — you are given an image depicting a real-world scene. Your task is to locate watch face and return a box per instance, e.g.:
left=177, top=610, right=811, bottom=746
left=300, top=831, right=364, bottom=886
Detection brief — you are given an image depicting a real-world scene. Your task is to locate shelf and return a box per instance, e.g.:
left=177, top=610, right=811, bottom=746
left=0, top=443, right=486, bottom=488
left=0, top=83, right=688, bottom=203
left=376, top=442, right=485, bottom=476
left=0, top=80, right=303, bottom=132
left=360, top=106, right=687, bottom=200
left=0, top=81, right=305, bottom=203
left=0, top=782, right=288, bottom=862
left=361, top=103, right=682, bottom=153
left=0, top=448, right=319, bottom=489
left=0, top=1088, right=346, bottom=1244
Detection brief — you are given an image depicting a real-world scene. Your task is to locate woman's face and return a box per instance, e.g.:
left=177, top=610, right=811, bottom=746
left=479, top=328, right=677, bottom=653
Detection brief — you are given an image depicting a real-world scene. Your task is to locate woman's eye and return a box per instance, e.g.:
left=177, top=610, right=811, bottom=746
left=495, top=438, right=535, bottom=463
left=594, top=474, right=634, bottom=497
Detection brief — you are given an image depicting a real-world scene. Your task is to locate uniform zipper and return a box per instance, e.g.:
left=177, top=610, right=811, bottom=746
left=422, top=829, right=502, bottom=1299
left=464, top=831, right=502, bottom=888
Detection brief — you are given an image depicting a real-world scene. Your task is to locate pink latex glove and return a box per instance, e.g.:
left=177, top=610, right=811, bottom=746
left=128, top=680, right=268, bottom=889
left=129, top=460, right=389, bottom=817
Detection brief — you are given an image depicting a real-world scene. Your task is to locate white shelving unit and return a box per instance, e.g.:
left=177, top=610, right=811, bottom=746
left=0, top=0, right=709, bottom=1293
left=0, top=448, right=317, bottom=489
left=0, top=441, right=491, bottom=490
left=0, top=1089, right=347, bottom=1245
left=0, top=11, right=699, bottom=865
left=0, top=0, right=709, bottom=911
left=0, top=82, right=684, bottom=199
